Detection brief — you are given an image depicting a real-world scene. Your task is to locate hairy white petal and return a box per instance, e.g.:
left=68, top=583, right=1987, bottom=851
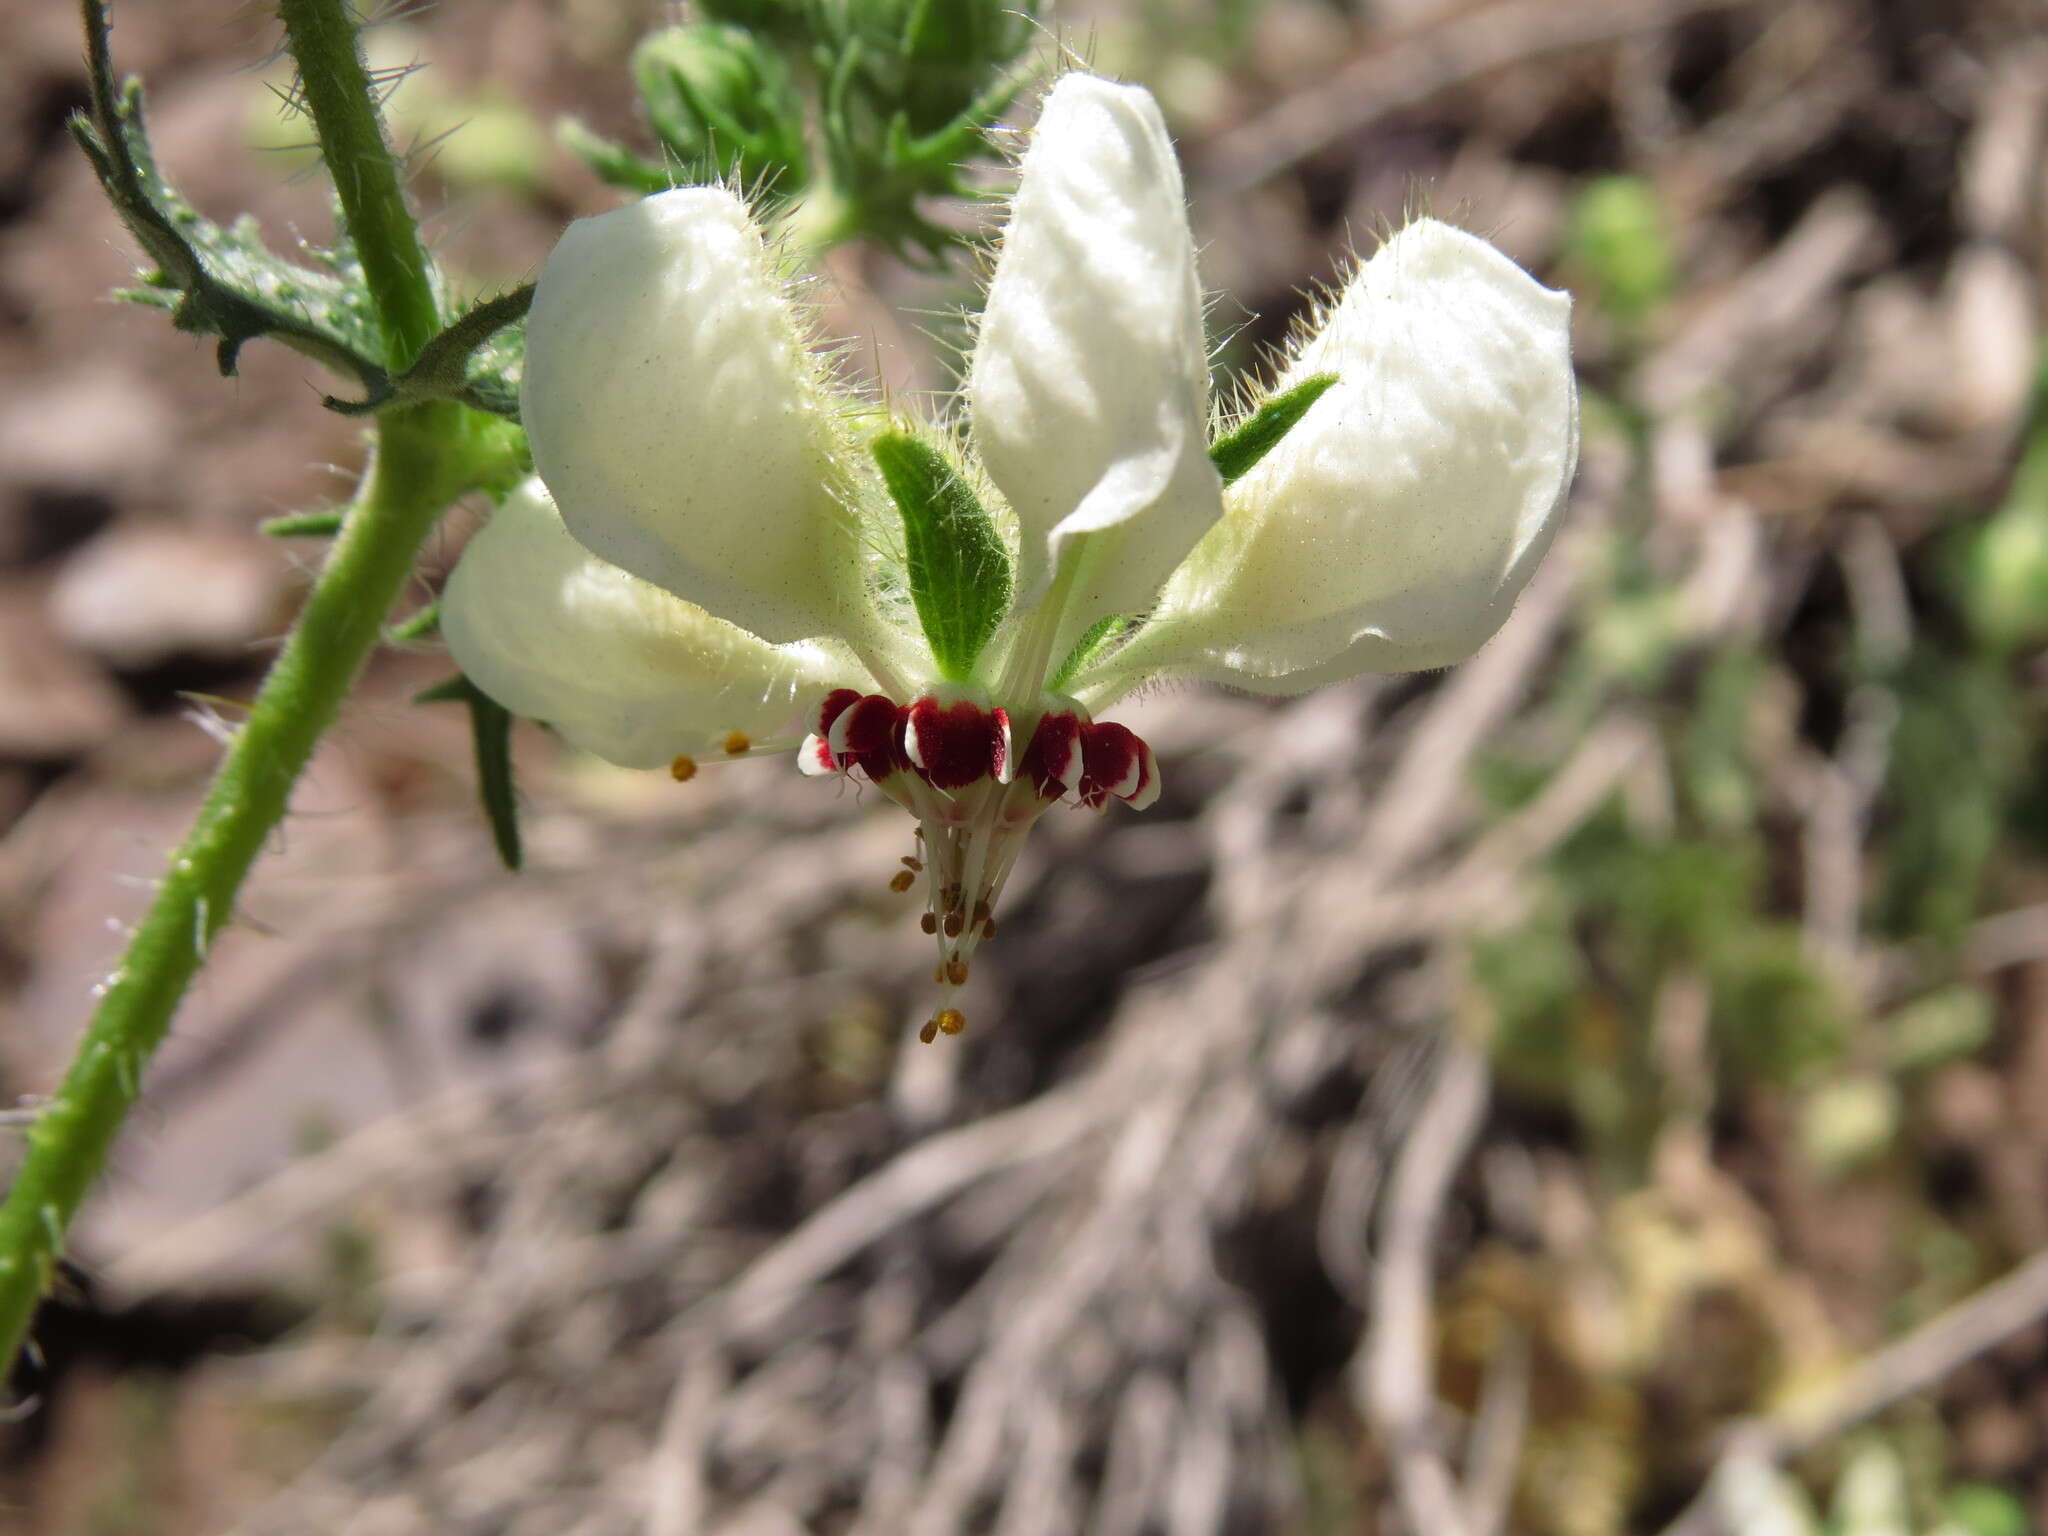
left=522, top=188, right=865, bottom=644
left=968, top=74, right=1222, bottom=638
left=1118, top=218, right=1578, bottom=695
left=443, top=480, right=871, bottom=769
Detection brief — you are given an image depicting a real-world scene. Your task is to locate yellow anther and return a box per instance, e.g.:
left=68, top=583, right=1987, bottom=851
left=669, top=754, right=698, bottom=782
left=919, top=912, right=937, bottom=935
left=723, top=730, right=751, bottom=756
left=936, top=1008, right=966, bottom=1036
left=933, top=963, right=947, bottom=984
left=919, top=1017, right=940, bottom=1045
left=889, top=870, right=916, bottom=894
left=945, top=960, right=969, bottom=987
left=943, top=911, right=964, bottom=938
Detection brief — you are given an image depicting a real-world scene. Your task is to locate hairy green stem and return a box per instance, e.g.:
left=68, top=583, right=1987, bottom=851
left=278, top=0, right=442, bottom=367
left=0, top=406, right=471, bottom=1371
left=0, top=0, right=464, bottom=1373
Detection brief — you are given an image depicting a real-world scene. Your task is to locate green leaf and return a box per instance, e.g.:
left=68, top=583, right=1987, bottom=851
left=871, top=431, right=1011, bottom=681
left=415, top=675, right=522, bottom=871
left=72, top=0, right=390, bottom=392
left=1941, top=1484, right=2030, bottom=1536
left=1209, top=374, right=1337, bottom=485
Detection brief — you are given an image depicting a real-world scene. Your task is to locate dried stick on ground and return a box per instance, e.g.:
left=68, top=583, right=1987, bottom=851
left=1205, top=0, right=1762, bottom=191
left=1659, top=1247, right=2048, bottom=1536
left=1357, top=1041, right=1491, bottom=1536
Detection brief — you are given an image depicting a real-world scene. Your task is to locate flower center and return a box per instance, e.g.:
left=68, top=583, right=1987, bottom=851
left=799, top=686, right=1159, bottom=1039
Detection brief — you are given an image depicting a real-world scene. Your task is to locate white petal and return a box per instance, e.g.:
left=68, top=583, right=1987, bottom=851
left=967, top=74, right=1222, bottom=636
left=522, top=187, right=865, bottom=645
left=442, top=480, right=871, bottom=769
left=1117, top=218, right=1578, bottom=694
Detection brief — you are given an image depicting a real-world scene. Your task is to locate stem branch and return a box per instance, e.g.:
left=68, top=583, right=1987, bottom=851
left=0, top=0, right=468, bottom=1374
left=277, top=0, right=442, bottom=366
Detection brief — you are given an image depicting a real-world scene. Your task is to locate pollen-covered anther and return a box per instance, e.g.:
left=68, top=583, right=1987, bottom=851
left=669, top=754, right=698, bottom=782
left=943, top=910, right=965, bottom=939
left=889, top=869, right=916, bottom=894
left=919, top=1018, right=940, bottom=1045
left=945, top=959, right=970, bottom=986
left=1074, top=721, right=1161, bottom=811
left=920, top=912, right=938, bottom=935
left=936, top=1008, right=966, bottom=1036
left=723, top=730, right=751, bottom=756
left=903, top=694, right=1012, bottom=790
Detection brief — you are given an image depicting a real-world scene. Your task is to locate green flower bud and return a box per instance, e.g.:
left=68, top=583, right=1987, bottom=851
left=847, top=0, right=1035, bottom=135
left=1568, top=175, right=1675, bottom=328
left=692, top=0, right=807, bottom=41
left=632, top=23, right=808, bottom=195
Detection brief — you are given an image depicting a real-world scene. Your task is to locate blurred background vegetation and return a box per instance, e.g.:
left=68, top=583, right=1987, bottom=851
left=0, top=0, right=2045, bottom=1532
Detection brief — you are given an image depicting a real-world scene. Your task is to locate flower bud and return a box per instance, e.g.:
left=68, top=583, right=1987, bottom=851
left=632, top=23, right=808, bottom=193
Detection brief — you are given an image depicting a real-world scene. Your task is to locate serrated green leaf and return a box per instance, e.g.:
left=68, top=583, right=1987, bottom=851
left=74, top=0, right=390, bottom=392
left=871, top=431, right=1011, bottom=682
left=1209, top=374, right=1337, bottom=485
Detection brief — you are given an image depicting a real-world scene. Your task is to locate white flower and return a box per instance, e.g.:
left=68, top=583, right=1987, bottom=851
left=441, top=72, right=1579, bottom=1039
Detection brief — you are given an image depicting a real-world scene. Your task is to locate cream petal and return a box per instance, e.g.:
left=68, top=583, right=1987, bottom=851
left=442, top=480, right=872, bottom=769
left=1115, top=218, right=1578, bottom=694
left=967, top=74, right=1222, bottom=641
left=521, top=187, right=867, bottom=645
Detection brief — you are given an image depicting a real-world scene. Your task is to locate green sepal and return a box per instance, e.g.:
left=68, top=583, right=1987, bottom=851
left=73, top=0, right=391, bottom=394
left=414, top=675, right=522, bottom=871
left=871, top=431, right=1011, bottom=682
left=260, top=509, right=347, bottom=538
left=324, top=285, right=533, bottom=419
left=1051, top=614, right=1135, bottom=694
left=558, top=117, right=677, bottom=197
left=388, top=600, right=441, bottom=643
left=1209, top=373, right=1338, bottom=485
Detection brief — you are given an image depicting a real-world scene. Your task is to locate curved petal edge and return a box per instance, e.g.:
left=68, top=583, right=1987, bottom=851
left=967, top=73, right=1223, bottom=639
left=521, top=187, right=867, bottom=645
left=1124, top=217, right=1579, bottom=694
left=442, top=480, right=872, bottom=769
